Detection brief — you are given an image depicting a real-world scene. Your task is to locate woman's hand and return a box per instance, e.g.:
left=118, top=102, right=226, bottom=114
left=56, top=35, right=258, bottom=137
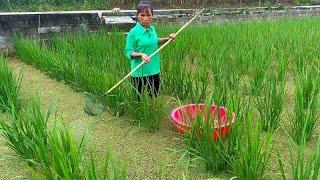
left=130, top=52, right=150, bottom=63
left=140, top=53, right=150, bottom=63
left=168, top=33, right=176, bottom=41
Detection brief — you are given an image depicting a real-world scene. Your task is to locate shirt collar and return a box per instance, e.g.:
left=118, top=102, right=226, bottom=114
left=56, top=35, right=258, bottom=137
left=136, top=22, right=155, bottom=34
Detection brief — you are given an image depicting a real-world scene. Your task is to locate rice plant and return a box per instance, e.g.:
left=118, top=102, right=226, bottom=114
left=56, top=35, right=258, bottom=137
left=85, top=151, right=127, bottom=180
left=0, top=98, right=50, bottom=165
left=291, top=66, right=319, bottom=143
left=256, top=74, right=285, bottom=131
left=249, top=55, right=270, bottom=96
left=124, top=85, right=166, bottom=132
left=277, top=132, right=320, bottom=180
left=289, top=139, right=320, bottom=180
left=277, top=52, right=287, bottom=82
left=230, top=116, right=274, bottom=180
left=182, top=94, right=242, bottom=172
left=0, top=56, right=22, bottom=112
left=34, top=122, right=126, bottom=180
left=14, top=17, right=320, bottom=135
left=0, top=97, right=127, bottom=179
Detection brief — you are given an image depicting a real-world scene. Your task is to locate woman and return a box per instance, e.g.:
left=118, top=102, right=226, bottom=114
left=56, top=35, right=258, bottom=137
left=124, top=0, right=176, bottom=101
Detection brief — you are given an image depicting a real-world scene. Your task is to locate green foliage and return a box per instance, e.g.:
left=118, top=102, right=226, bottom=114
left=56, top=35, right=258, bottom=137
left=256, top=74, right=286, bottom=131
left=182, top=94, right=243, bottom=172
left=230, top=114, right=274, bottom=179
left=0, top=97, right=127, bottom=179
left=291, top=66, right=319, bottom=143
left=277, top=133, right=320, bottom=180
left=15, top=17, right=320, bottom=135
left=0, top=0, right=109, bottom=11
left=0, top=56, right=22, bottom=113
left=0, top=98, right=50, bottom=165
left=276, top=3, right=284, bottom=10
left=9, top=11, right=320, bottom=179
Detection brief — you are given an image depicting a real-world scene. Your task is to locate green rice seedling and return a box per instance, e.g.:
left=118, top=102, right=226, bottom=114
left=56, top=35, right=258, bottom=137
left=210, top=60, right=230, bottom=106
left=34, top=122, right=84, bottom=179
left=74, top=64, right=110, bottom=94
left=0, top=56, right=22, bottom=112
left=0, top=98, right=50, bottom=165
left=85, top=151, right=127, bottom=180
left=193, top=65, right=210, bottom=102
left=291, top=67, right=319, bottom=143
left=33, top=110, right=127, bottom=179
left=161, top=58, right=187, bottom=99
left=183, top=109, right=227, bottom=171
left=290, top=139, right=320, bottom=180
left=277, top=52, right=287, bottom=83
left=277, top=130, right=320, bottom=180
left=230, top=112, right=274, bottom=180
left=249, top=55, right=270, bottom=96
left=37, top=122, right=127, bottom=180
left=126, top=86, right=166, bottom=132
left=182, top=93, right=242, bottom=172
left=256, top=74, right=285, bottom=131
left=212, top=81, right=229, bottom=107
left=1, top=96, right=127, bottom=179
left=38, top=122, right=127, bottom=180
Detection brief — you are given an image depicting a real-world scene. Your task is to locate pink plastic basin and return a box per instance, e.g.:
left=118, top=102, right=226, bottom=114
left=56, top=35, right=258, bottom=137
left=171, top=104, right=235, bottom=140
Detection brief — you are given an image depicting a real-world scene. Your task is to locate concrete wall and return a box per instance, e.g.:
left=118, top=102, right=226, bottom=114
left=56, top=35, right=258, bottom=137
left=0, top=9, right=194, bottom=55
left=0, top=11, right=100, bottom=55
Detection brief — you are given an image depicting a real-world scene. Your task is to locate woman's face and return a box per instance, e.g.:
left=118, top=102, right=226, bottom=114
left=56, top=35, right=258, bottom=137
left=137, top=9, right=152, bottom=28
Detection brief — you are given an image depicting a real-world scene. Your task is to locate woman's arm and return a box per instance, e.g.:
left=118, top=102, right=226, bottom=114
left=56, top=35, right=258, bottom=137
left=158, top=33, right=176, bottom=46
left=131, top=52, right=150, bottom=63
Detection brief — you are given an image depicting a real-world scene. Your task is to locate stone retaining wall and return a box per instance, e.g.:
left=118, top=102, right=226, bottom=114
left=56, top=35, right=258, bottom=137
left=0, top=9, right=194, bottom=55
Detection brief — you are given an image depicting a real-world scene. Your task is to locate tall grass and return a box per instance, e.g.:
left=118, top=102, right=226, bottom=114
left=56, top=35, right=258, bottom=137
left=0, top=56, right=22, bottom=113
left=14, top=32, right=168, bottom=132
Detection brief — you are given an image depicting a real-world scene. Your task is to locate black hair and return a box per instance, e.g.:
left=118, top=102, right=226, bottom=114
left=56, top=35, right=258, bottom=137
left=136, top=0, right=153, bottom=15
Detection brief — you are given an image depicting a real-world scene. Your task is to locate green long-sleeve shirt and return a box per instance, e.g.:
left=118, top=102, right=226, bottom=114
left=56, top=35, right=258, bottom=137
left=124, top=23, right=160, bottom=77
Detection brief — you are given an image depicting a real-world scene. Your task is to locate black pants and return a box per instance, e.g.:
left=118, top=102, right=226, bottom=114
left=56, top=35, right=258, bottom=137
left=132, top=74, right=160, bottom=101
